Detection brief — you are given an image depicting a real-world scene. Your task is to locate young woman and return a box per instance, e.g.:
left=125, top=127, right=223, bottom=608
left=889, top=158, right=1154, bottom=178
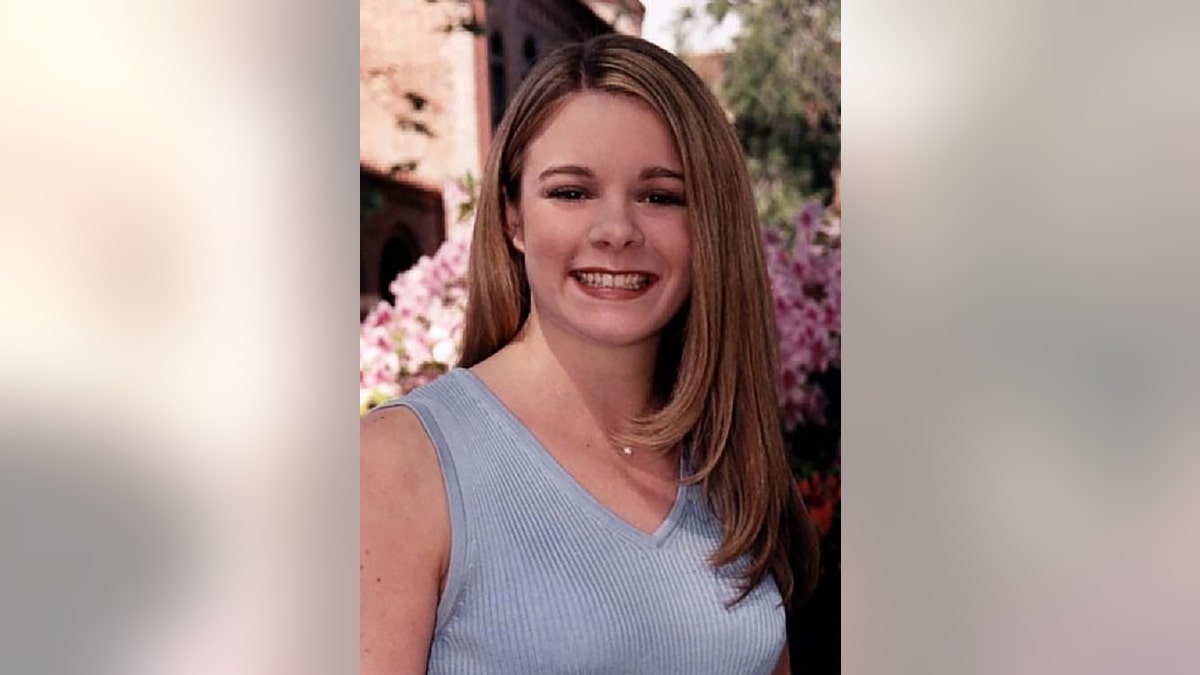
left=362, top=34, right=818, bottom=674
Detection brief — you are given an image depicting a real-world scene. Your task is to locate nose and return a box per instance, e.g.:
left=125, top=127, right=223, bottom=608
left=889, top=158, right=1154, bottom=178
left=587, top=198, right=644, bottom=249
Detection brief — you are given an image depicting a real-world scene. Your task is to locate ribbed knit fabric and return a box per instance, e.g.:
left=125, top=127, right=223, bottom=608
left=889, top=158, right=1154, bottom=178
left=379, top=368, right=785, bottom=674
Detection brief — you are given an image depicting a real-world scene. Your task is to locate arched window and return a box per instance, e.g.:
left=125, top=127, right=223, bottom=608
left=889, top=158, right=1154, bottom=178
left=379, top=231, right=419, bottom=304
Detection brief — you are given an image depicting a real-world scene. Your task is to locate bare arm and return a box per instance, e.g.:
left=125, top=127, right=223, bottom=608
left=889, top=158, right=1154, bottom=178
left=771, top=641, right=792, bottom=675
left=361, top=406, right=451, bottom=675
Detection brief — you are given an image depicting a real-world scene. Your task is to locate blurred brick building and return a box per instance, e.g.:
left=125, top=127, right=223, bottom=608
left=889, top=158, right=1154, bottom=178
left=360, top=0, right=643, bottom=314
left=681, top=51, right=727, bottom=108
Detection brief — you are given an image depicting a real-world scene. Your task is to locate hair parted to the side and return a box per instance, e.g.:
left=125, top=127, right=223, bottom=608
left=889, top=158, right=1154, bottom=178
left=459, top=33, right=819, bottom=607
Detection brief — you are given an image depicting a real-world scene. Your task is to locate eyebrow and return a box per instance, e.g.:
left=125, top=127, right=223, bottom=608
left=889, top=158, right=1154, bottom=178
left=535, top=164, right=685, bottom=182
left=537, top=164, right=593, bottom=181
left=638, top=166, right=685, bottom=182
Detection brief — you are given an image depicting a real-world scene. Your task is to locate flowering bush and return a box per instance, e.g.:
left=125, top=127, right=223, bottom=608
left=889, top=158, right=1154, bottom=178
left=360, top=198, right=841, bottom=428
left=359, top=227, right=472, bottom=414
left=764, top=201, right=842, bottom=431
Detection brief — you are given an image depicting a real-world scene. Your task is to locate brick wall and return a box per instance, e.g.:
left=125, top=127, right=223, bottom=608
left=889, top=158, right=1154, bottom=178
left=360, top=0, right=483, bottom=186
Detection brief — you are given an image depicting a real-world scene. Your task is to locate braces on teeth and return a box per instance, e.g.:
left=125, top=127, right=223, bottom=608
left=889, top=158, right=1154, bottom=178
left=574, top=272, right=650, bottom=290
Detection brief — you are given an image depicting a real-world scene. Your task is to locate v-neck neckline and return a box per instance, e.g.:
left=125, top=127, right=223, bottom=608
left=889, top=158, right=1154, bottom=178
left=457, top=368, right=691, bottom=548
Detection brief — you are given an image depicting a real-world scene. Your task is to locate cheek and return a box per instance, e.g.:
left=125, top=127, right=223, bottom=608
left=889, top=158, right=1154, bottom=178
left=651, top=222, right=693, bottom=302
left=521, top=210, right=579, bottom=262
left=523, top=231, right=574, bottom=268
left=659, top=222, right=693, bottom=273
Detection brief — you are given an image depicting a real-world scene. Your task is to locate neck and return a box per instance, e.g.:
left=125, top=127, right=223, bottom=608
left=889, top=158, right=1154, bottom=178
left=508, top=311, right=661, bottom=437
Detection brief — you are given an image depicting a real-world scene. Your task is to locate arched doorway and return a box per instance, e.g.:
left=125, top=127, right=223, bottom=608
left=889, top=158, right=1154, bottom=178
left=378, top=228, right=420, bottom=304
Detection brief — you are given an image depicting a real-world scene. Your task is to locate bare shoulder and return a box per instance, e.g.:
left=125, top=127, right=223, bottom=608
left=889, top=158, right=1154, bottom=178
left=360, top=403, right=448, bottom=560
left=360, top=405, right=446, bottom=518
left=361, top=404, right=436, bottom=473
left=360, top=405, right=449, bottom=673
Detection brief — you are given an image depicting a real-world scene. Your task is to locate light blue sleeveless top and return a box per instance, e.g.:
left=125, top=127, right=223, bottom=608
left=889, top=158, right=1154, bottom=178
left=380, top=368, right=785, bottom=674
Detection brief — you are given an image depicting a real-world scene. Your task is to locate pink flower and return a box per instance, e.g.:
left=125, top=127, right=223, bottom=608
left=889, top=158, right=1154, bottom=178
left=360, top=199, right=474, bottom=412
left=765, top=199, right=841, bottom=430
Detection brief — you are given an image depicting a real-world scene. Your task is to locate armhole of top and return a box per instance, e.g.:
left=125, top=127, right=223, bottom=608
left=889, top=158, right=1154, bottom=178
left=377, top=398, right=470, bottom=633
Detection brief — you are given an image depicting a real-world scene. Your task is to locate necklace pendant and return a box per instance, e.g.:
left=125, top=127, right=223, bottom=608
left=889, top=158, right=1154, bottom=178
left=621, top=446, right=633, bottom=456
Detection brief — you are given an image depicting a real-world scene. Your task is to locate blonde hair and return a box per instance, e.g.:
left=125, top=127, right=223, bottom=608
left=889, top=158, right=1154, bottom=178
left=460, top=34, right=818, bottom=606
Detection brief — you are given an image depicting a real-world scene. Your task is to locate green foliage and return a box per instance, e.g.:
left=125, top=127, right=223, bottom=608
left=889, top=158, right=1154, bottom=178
left=700, top=0, right=841, bottom=229
left=455, top=172, right=481, bottom=224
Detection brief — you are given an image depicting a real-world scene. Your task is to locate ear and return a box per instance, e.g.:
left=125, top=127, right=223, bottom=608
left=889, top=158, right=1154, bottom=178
left=505, top=200, right=525, bottom=253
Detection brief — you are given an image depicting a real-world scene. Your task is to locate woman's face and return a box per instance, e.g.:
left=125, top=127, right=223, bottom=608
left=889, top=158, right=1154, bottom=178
left=508, top=91, right=693, bottom=350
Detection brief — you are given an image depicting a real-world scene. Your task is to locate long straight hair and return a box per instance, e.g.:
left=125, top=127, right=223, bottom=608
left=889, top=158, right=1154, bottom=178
left=460, top=34, right=818, bottom=606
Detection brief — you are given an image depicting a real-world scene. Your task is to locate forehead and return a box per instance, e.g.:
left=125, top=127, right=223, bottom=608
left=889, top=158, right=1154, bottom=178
left=523, top=91, right=683, bottom=175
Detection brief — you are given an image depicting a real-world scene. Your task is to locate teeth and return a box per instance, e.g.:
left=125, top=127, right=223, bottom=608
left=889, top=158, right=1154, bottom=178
left=573, top=272, right=651, bottom=290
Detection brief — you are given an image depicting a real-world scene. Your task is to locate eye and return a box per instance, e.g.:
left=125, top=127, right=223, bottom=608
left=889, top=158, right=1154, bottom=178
left=642, top=191, right=686, bottom=207
left=545, top=186, right=590, bottom=201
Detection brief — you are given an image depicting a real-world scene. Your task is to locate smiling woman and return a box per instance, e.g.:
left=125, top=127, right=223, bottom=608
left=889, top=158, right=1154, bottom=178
left=510, top=91, right=693, bottom=350
left=361, top=34, right=818, bottom=675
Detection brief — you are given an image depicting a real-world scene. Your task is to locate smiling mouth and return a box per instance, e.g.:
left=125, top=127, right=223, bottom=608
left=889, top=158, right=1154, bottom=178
left=569, top=270, right=655, bottom=290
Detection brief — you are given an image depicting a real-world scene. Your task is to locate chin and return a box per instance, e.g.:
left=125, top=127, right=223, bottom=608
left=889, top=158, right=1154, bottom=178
left=569, top=320, right=669, bottom=349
